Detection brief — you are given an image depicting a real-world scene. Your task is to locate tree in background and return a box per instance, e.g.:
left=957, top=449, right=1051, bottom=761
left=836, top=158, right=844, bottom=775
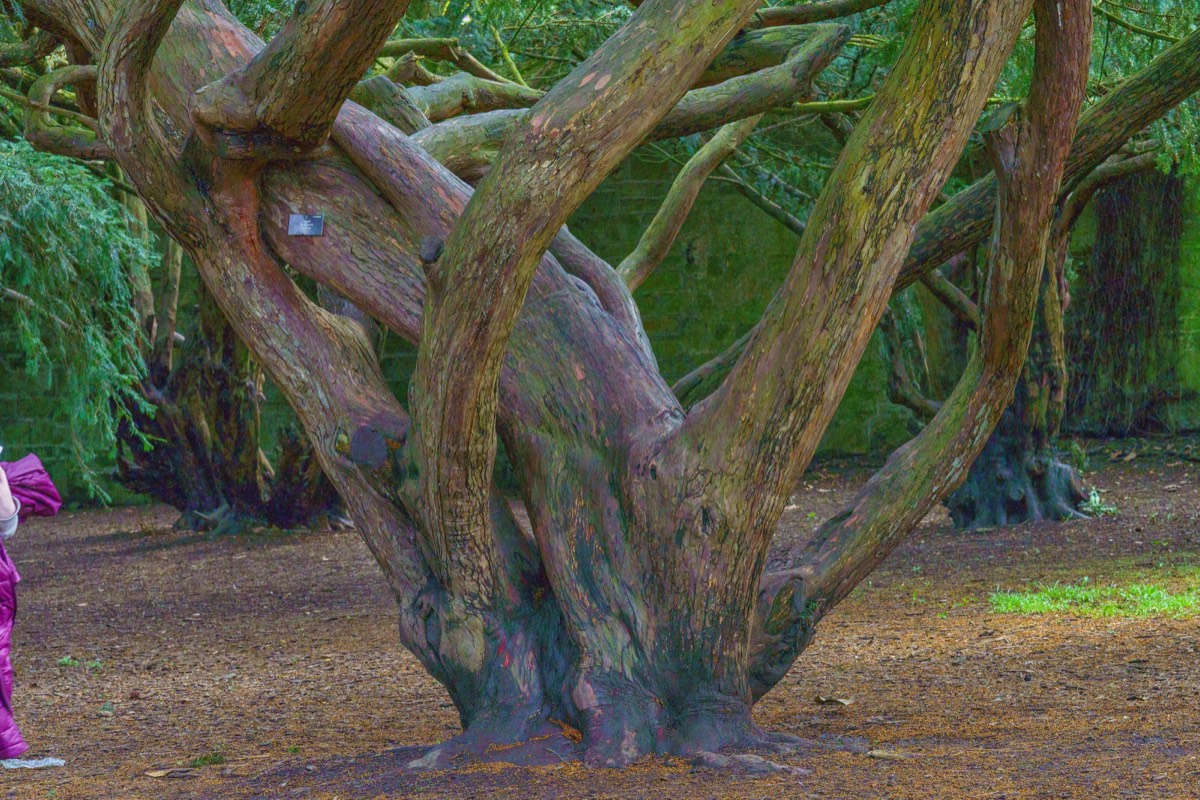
left=1, top=0, right=1197, bottom=771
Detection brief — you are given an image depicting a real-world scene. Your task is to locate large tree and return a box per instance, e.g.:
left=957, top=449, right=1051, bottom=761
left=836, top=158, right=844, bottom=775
left=4, top=0, right=1198, bottom=771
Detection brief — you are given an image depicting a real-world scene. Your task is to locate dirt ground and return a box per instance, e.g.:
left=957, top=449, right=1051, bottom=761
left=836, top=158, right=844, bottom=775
left=2, top=449, right=1198, bottom=799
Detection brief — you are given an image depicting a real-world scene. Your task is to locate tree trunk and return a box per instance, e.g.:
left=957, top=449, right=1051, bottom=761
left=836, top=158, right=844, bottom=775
left=948, top=159, right=1176, bottom=528
left=946, top=268, right=1088, bottom=528
left=1066, top=170, right=1186, bottom=434
left=117, top=280, right=340, bottom=533
left=8, top=0, right=1115, bottom=770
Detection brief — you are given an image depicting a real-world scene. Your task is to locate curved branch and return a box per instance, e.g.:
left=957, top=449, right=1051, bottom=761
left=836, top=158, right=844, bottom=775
left=1059, top=150, right=1159, bottom=230
left=411, top=23, right=849, bottom=179
left=96, top=0, right=186, bottom=160
left=24, top=64, right=110, bottom=160
left=408, top=0, right=765, bottom=594
left=673, top=327, right=753, bottom=408
left=1094, top=2, right=1179, bottom=44
left=619, top=115, right=762, bottom=292
left=749, top=0, right=1093, bottom=700
left=190, top=0, right=413, bottom=159
left=877, top=307, right=940, bottom=420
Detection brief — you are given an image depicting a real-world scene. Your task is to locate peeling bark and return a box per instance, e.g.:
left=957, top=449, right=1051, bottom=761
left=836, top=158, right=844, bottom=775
left=10, top=0, right=1149, bottom=774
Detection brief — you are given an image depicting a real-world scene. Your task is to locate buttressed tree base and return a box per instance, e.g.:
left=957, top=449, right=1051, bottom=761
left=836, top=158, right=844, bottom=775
left=7, top=0, right=1200, bottom=773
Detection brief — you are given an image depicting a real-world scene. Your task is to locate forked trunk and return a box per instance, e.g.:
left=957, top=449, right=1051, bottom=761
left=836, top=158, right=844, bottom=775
left=15, top=0, right=1107, bottom=770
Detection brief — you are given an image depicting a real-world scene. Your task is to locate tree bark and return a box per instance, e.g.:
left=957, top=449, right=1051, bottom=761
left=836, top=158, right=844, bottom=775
left=10, top=0, right=1128, bottom=773
left=947, top=152, right=1162, bottom=527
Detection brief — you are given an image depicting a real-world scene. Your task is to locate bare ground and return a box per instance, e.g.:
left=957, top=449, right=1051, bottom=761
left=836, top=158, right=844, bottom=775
left=2, top=452, right=1199, bottom=799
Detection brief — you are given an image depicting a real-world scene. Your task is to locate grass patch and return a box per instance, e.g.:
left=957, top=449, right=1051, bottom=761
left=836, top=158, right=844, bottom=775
left=990, top=579, right=1200, bottom=618
left=188, top=752, right=226, bottom=768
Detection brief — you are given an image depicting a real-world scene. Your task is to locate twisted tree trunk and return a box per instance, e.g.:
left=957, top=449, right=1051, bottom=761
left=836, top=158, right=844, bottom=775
left=117, top=275, right=340, bottom=533
left=9, top=0, right=1173, bottom=773
left=948, top=152, right=1161, bottom=528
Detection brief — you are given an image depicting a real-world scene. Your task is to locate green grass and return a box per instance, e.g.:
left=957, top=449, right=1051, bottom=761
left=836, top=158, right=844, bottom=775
left=188, top=752, right=227, bottom=768
left=990, top=579, right=1200, bottom=618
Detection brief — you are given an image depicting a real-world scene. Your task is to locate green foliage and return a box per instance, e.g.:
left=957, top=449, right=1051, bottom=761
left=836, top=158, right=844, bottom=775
left=226, top=0, right=292, bottom=39
left=990, top=578, right=1200, bottom=617
left=1080, top=488, right=1118, bottom=516
left=397, top=0, right=630, bottom=87
left=0, top=140, right=152, bottom=497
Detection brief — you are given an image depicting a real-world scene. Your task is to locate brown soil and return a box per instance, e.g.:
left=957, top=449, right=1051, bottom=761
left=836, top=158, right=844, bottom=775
left=3, top=454, right=1198, bottom=799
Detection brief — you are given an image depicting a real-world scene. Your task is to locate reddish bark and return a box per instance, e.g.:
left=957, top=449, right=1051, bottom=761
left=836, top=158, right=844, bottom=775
left=5, top=0, right=1170, bottom=774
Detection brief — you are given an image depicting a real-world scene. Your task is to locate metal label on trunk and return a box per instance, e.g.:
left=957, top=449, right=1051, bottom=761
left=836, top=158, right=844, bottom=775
left=288, top=214, right=325, bottom=236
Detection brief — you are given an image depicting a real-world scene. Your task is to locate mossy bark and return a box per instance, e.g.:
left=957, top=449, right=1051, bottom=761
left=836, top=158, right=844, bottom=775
left=12, top=0, right=1105, bottom=769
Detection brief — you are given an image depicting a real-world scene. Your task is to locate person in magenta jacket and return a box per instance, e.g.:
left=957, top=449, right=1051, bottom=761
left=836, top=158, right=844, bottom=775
left=0, top=463, right=28, bottom=760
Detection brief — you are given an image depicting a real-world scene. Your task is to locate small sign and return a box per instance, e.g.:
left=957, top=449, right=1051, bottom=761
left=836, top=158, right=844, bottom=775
left=288, top=213, right=325, bottom=236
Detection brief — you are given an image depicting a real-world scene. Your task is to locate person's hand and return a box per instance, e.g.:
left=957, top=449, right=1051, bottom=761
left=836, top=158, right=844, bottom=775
left=0, top=467, right=15, bottom=519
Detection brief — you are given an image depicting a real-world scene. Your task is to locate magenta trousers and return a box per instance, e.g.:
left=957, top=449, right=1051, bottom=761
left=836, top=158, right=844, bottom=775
left=0, top=544, right=28, bottom=759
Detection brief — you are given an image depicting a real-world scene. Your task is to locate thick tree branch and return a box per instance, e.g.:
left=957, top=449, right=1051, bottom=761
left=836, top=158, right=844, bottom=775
left=349, top=75, right=433, bottom=134
left=749, top=0, right=1092, bottom=699
left=408, top=0, right=765, bottom=595
left=379, top=37, right=511, bottom=84
left=745, top=0, right=893, bottom=30
left=666, top=24, right=1200, bottom=407
left=96, top=0, right=197, bottom=232
left=680, top=0, right=1033, bottom=510
left=549, top=225, right=655, bottom=362
left=654, top=23, right=849, bottom=140
left=190, top=0, right=412, bottom=159
left=896, top=24, right=1200, bottom=292
left=412, top=23, right=849, bottom=179
left=23, top=64, right=109, bottom=159
left=619, top=116, right=762, bottom=292
left=919, top=266, right=980, bottom=330
left=384, top=51, right=443, bottom=86
left=407, top=72, right=543, bottom=122
left=698, top=23, right=845, bottom=88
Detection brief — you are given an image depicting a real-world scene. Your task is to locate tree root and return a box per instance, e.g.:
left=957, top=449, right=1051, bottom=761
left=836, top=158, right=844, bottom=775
left=690, top=750, right=810, bottom=777
left=405, top=717, right=584, bottom=770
